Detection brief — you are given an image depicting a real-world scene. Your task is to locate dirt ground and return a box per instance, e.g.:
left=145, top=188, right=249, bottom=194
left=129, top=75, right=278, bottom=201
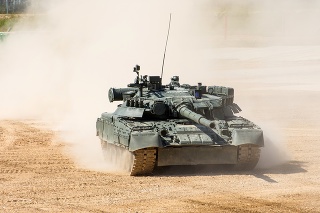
left=1, top=47, right=320, bottom=212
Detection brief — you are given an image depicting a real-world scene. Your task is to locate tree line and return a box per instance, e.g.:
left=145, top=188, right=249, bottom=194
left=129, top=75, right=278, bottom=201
left=0, top=0, right=30, bottom=14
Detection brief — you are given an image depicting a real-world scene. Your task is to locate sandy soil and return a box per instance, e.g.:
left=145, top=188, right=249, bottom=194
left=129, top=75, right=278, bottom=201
left=1, top=47, right=320, bottom=212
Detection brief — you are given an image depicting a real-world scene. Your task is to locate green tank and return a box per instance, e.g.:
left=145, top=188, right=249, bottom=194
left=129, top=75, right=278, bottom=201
left=96, top=65, right=264, bottom=175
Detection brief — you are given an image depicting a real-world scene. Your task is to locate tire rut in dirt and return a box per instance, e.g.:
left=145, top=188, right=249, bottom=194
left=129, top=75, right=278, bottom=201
left=0, top=120, right=75, bottom=176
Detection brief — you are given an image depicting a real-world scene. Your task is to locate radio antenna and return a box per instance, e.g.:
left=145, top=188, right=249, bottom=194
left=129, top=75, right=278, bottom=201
left=160, top=13, right=172, bottom=81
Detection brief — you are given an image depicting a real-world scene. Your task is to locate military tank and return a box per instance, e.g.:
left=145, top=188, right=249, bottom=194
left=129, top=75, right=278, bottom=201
left=96, top=65, right=264, bottom=176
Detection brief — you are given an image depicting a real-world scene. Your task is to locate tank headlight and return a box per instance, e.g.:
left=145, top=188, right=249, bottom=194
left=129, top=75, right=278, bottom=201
left=160, top=129, right=168, bottom=137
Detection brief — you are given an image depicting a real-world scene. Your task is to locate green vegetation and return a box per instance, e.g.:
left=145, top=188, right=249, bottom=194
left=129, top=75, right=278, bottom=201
left=0, top=15, right=19, bottom=42
left=0, top=15, right=18, bottom=31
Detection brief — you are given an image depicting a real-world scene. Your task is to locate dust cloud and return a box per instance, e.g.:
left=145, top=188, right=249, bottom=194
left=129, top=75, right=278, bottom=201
left=0, top=0, right=217, bottom=171
left=1, top=0, right=320, bottom=171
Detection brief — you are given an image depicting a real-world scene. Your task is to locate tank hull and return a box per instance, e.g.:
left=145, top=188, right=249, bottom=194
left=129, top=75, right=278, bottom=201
left=97, top=115, right=262, bottom=175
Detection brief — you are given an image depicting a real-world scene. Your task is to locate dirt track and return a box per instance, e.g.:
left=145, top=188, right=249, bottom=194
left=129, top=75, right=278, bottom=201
left=1, top=100, right=320, bottom=212
left=1, top=115, right=319, bottom=212
left=1, top=47, right=320, bottom=212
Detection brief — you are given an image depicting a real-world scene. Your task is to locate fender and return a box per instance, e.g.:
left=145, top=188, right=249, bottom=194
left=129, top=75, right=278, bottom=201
left=129, top=131, right=163, bottom=151
left=232, top=129, right=264, bottom=147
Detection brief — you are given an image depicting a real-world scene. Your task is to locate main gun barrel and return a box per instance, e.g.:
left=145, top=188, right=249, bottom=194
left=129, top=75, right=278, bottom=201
left=177, top=105, right=215, bottom=128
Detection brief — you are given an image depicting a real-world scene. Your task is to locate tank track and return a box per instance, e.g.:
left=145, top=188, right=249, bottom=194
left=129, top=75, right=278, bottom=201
left=131, top=148, right=157, bottom=176
left=100, top=140, right=157, bottom=176
left=236, top=144, right=261, bottom=170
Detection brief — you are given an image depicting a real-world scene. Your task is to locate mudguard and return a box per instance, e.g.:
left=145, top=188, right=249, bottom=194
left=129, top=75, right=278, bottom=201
left=129, top=131, right=162, bottom=151
left=232, top=129, right=264, bottom=147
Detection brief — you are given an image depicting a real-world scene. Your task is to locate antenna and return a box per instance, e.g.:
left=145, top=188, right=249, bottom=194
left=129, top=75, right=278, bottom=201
left=160, top=13, right=172, bottom=82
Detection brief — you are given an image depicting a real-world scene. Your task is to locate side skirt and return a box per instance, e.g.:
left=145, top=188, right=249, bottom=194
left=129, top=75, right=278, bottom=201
left=157, top=145, right=238, bottom=166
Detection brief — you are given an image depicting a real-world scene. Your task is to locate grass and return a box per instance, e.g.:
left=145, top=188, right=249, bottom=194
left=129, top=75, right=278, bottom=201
left=0, top=15, right=19, bottom=32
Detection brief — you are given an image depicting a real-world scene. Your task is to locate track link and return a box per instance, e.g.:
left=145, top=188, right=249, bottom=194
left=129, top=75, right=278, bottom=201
left=236, top=144, right=261, bottom=170
left=131, top=148, right=157, bottom=176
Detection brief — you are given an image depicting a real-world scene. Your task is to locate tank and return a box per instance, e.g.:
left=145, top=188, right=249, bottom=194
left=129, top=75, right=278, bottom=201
left=96, top=65, right=264, bottom=175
